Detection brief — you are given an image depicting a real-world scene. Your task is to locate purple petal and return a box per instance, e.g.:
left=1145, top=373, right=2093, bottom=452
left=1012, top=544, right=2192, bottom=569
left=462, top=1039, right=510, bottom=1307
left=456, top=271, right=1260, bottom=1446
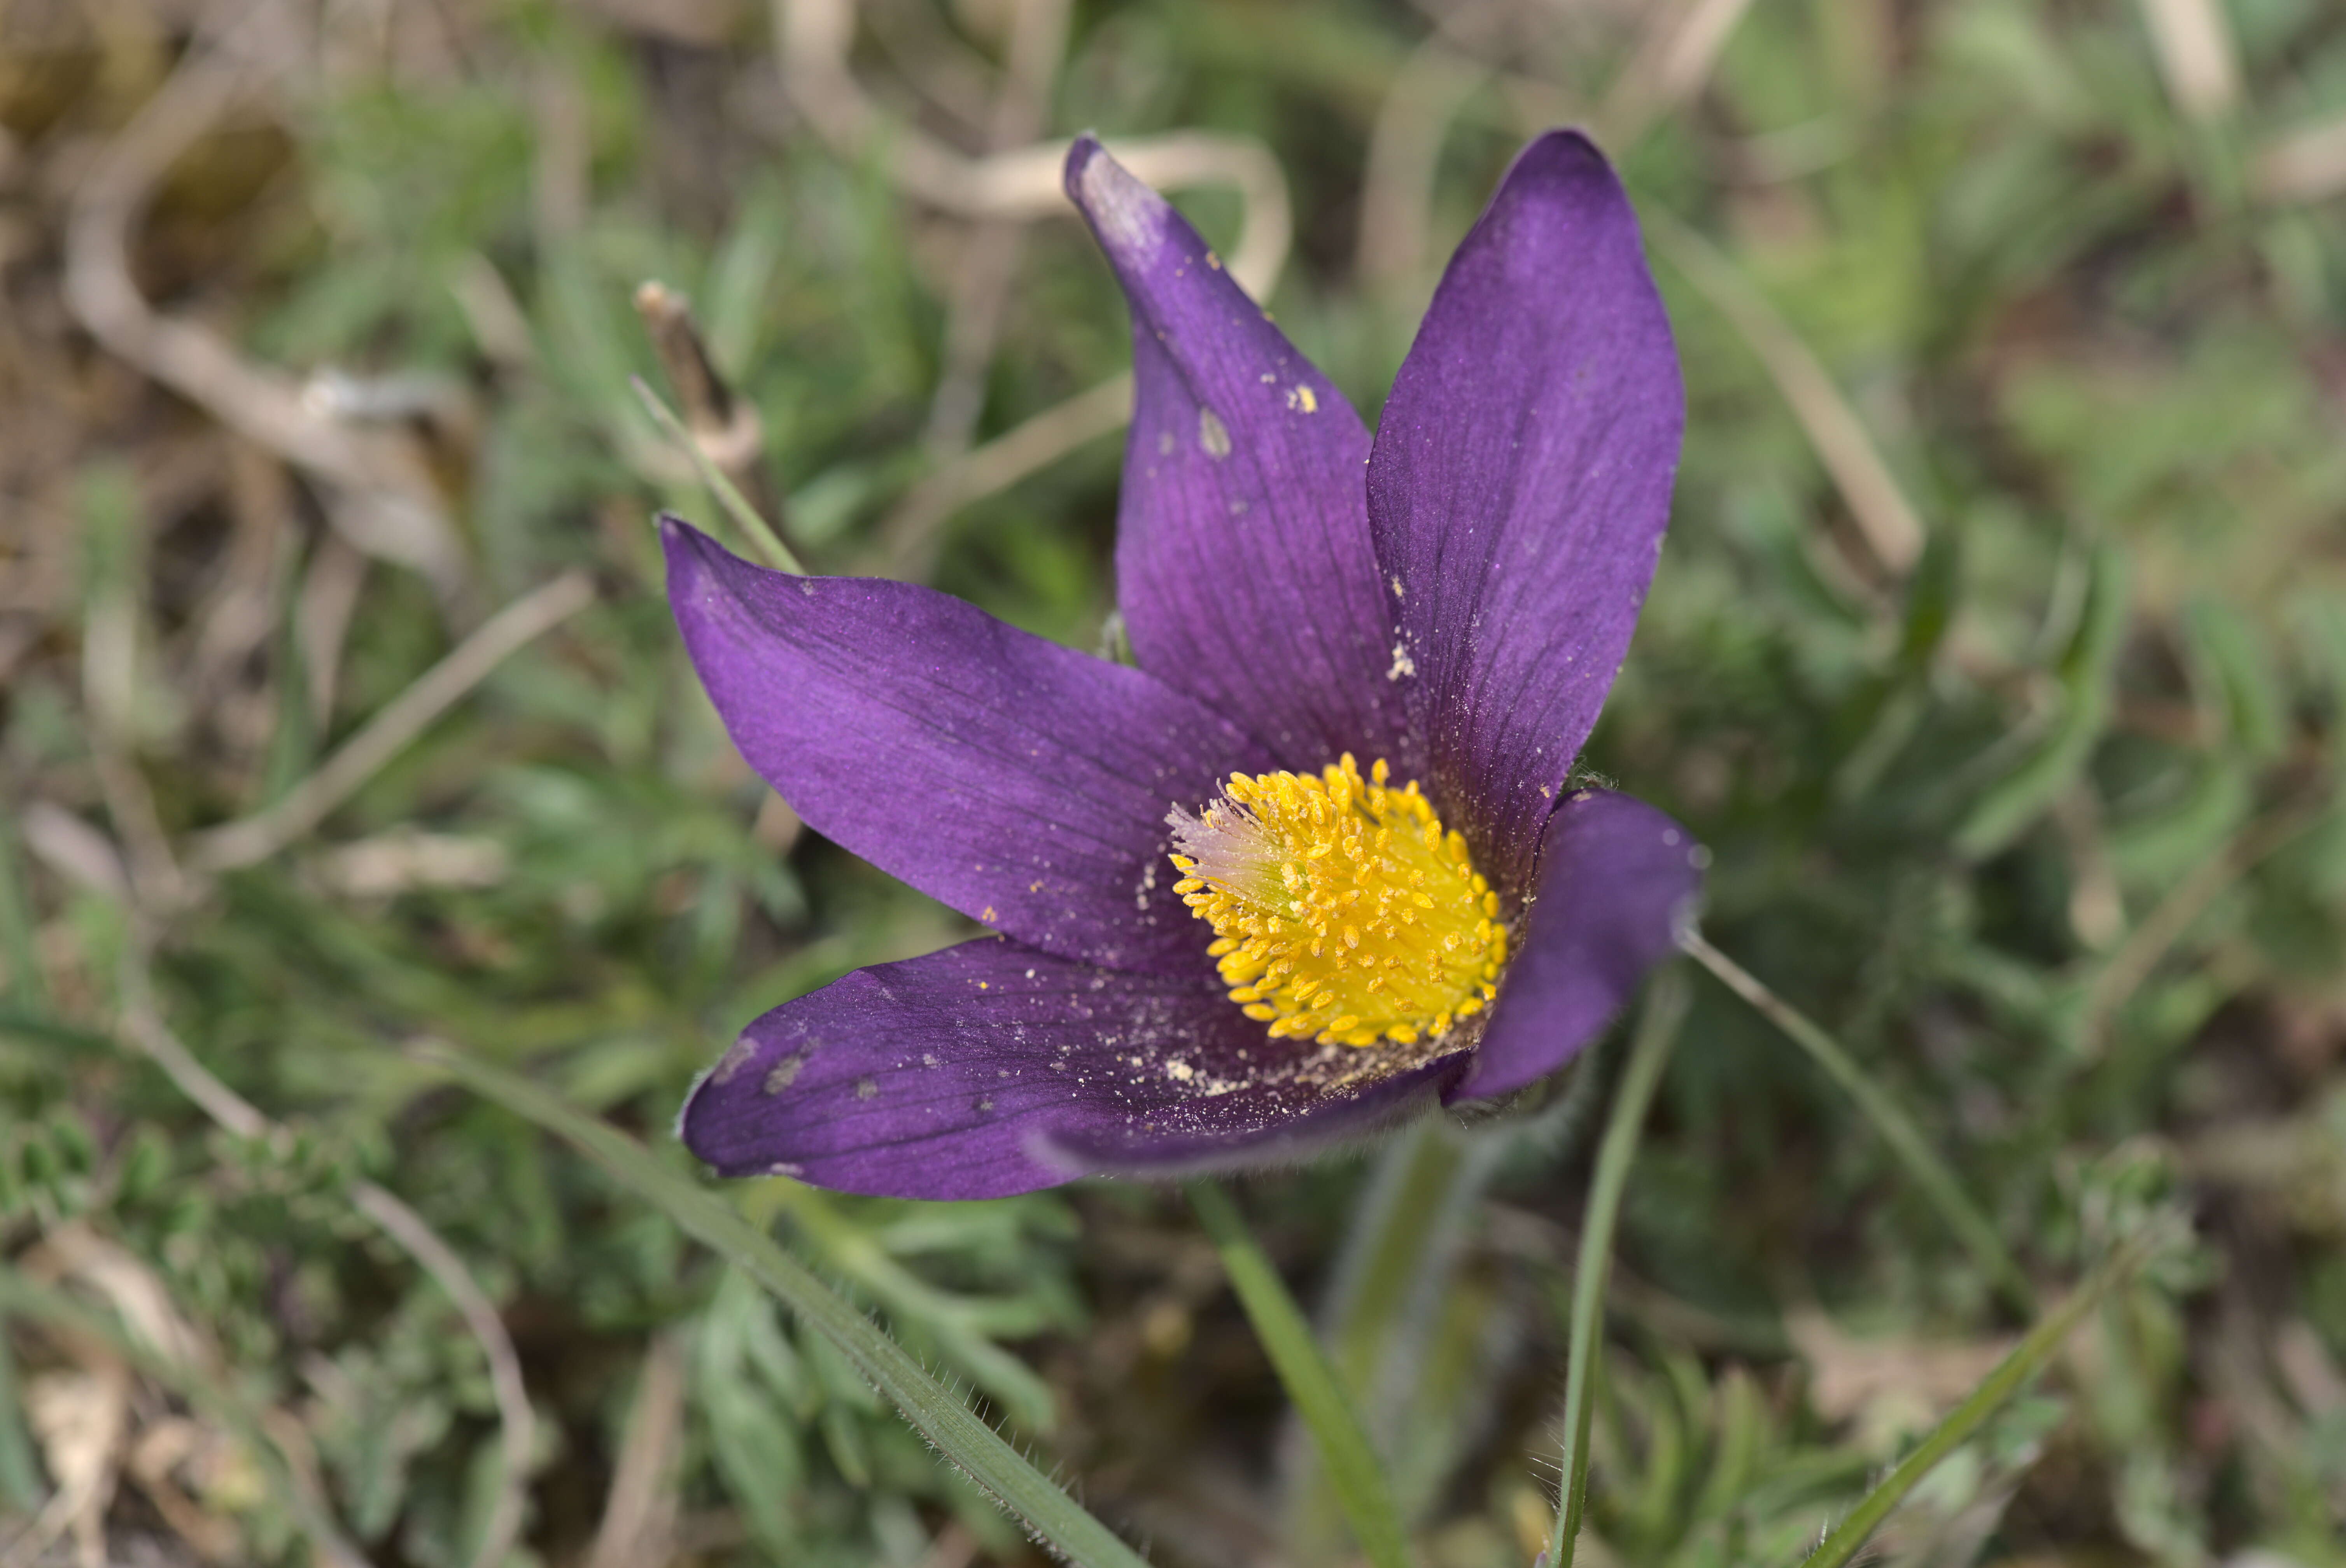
left=680, top=936, right=1471, bottom=1199
left=1065, top=138, right=1413, bottom=772
left=1367, top=131, right=1684, bottom=892
left=663, top=518, right=1268, bottom=973
left=1447, top=789, right=1703, bottom=1102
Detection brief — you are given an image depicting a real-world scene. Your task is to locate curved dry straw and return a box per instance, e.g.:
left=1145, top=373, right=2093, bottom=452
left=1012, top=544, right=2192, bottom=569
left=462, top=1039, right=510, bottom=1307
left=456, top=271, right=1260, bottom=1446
left=769, top=0, right=1294, bottom=578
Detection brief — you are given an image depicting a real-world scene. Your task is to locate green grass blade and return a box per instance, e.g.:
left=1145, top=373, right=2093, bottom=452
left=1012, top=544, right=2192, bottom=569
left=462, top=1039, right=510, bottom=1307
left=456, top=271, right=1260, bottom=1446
left=1681, top=932, right=2037, bottom=1318
left=631, top=374, right=804, bottom=574
left=1548, top=970, right=1689, bottom=1568
left=1187, top=1179, right=1414, bottom=1568
left=419, top=1046, right=1152, bottom=1568
left=0, top=1301, right=44, bottom=1514
left=1953, top=542, right=2129, bottom=859
left=0, top=819, right=47, bottom=1013
left=1797, top=1242, right=2142, bottom=1568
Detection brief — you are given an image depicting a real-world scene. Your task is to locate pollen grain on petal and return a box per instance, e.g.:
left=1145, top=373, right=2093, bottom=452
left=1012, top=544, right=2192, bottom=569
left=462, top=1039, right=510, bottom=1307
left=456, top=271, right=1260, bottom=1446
left=1166, top=755, right=1508, bottom=1049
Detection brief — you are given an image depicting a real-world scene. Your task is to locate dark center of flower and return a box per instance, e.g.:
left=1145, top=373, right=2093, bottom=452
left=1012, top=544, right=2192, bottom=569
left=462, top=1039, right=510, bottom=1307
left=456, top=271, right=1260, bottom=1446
left=1166, top=754, right=1506, bottom=1048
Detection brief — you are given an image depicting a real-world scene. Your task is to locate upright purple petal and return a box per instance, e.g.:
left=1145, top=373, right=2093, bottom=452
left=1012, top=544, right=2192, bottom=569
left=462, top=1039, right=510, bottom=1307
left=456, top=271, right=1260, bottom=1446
left=1447, top=789, right=1703, bottom=1102
left=1066, top=138, right=1413, bottom=772
left=664, top=518, right=1268, bottom=974
left=680, top=936, right=1471, bottom=1199
left=1367, top=131, right=1684, bottom=892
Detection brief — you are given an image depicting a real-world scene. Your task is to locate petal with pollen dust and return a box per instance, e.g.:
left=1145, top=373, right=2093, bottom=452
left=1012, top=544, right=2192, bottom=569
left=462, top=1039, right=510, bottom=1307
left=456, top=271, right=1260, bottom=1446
left=680, top=936, right=1471, bottom=1200
left=1446, top=788, right=1702, bottom=1103
left=1367, top=132, right=1683, bottom=892
left=663, top=518, right=1267, bottom=975
left=1065, top=137, right=1412, bottom=772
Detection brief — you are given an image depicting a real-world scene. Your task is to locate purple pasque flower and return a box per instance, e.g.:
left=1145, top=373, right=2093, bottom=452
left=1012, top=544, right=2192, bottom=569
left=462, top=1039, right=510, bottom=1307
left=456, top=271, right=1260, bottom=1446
left=666, top=130, right=1702, bottom=1200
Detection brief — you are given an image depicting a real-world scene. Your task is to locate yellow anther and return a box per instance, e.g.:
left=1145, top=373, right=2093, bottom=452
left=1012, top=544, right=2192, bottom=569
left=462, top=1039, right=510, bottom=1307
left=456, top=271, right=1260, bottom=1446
left=1166, top=755, right=1508, bottom=1048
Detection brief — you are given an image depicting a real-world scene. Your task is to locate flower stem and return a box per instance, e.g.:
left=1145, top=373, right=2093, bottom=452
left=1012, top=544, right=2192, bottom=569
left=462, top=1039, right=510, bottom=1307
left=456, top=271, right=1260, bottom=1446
left=1797, top=1239, right=2145, bottom=1568
left=1325, top=1119, right=1497, bottom=1404
left=1290, top=1119, right=1505, bottom=1550
left=1678, top=930, right=2038, bottom=1318
left=1547, top=969, right=1689, bottom=1568
left=1187, top=1179, right=1414, bottom=1568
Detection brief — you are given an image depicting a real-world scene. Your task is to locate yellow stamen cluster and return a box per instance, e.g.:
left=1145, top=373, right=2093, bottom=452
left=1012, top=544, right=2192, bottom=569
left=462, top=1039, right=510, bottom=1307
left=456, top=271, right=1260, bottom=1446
left=1168, top=754, right=1506, bottom=1048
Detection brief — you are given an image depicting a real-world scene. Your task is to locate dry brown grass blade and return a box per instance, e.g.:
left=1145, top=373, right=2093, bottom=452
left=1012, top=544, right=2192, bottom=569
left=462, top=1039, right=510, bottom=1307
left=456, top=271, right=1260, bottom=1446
left=346, top=1183, right=536, bottom=1568
left=62, top=2, right=469, bottom=606
left=186, top=569, right=597, bottom=874
left=1598, top=0, right=1763, bottom=148
left=2255, top=114, right=2346, bottom=205
left=874, top=374, right=1133, bottom=579
left=1357, top=38, right=1490, bottom=290
left=11, top=1228, right=215, bottom=1568
left=921, top=0, right=1072, bottom=459
left=1642, top=208, right=1928, bottom=581
left=584, top=1332, right=686, bottom=1568
left=776, top=0, right=1290, bottom=295
left=2137, top=0, right=2240, bottom=123
left=634, top=283, right=771, bottom=495
left=769, top=0, right=1299, bottom=569
left=4, top=1356, right=127, bottom=1568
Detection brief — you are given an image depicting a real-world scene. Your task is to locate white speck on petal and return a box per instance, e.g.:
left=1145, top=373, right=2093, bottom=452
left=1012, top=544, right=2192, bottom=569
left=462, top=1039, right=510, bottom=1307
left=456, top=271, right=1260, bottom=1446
left=1387, top=642, right=1416, bottom=681
left=1198, top=408, right=1232, bottom=460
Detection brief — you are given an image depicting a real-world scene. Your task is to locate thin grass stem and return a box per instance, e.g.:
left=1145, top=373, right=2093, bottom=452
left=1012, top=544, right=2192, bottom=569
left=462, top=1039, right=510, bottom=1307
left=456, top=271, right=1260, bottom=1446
left=1548, top=969, right=1689, bottom=1568
left=1186, top=1180, right=1413, bottom=1568
left=1797, top=1240, right=2145, bottom=1568
left=631, top=375, right=804, bottom=574
left=423, top=1046, right=1152, bottom=1568
left=1679, top=930, right=2037, bottom=1318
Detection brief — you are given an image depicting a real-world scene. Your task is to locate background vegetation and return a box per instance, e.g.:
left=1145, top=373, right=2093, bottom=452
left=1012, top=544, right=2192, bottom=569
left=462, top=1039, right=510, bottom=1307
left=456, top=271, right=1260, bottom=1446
left=4, top=0, right=2346, bottom=1563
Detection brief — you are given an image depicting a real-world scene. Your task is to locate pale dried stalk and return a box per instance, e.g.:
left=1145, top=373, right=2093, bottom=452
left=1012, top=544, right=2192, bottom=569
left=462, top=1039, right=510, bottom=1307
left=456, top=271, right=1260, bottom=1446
left=1642, top=209, right=1927, bottom=579
left=1598, top=0, right=1762, bottom=147
left=347, top=1182, right=535, bottom=1568
left=584, top=1332, right=687, bottom=1568
left=875, top=374, right=1133, bottom=578
left=2138, top=0, right=2240, bottom=123
left=1357, top=39, right=1490, bottom=289
left=116, top=965, right=537, bottom=1568
left=297, top=534, right=371, bottom=728
left=633, top=281, right=786, bottom=546
left=2255, top=114, right=2346, bottom=205
left=62, top=3, right=469, bottom=602
left=187, top=570, right=597, bottom=873
left=775, top=0, right=1292, bottom=564
left=921, top=0, right=1072, bottom=457
left=634, top=283, right=762, bottom=473
left=777, top=0, right=1291, bottom=294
